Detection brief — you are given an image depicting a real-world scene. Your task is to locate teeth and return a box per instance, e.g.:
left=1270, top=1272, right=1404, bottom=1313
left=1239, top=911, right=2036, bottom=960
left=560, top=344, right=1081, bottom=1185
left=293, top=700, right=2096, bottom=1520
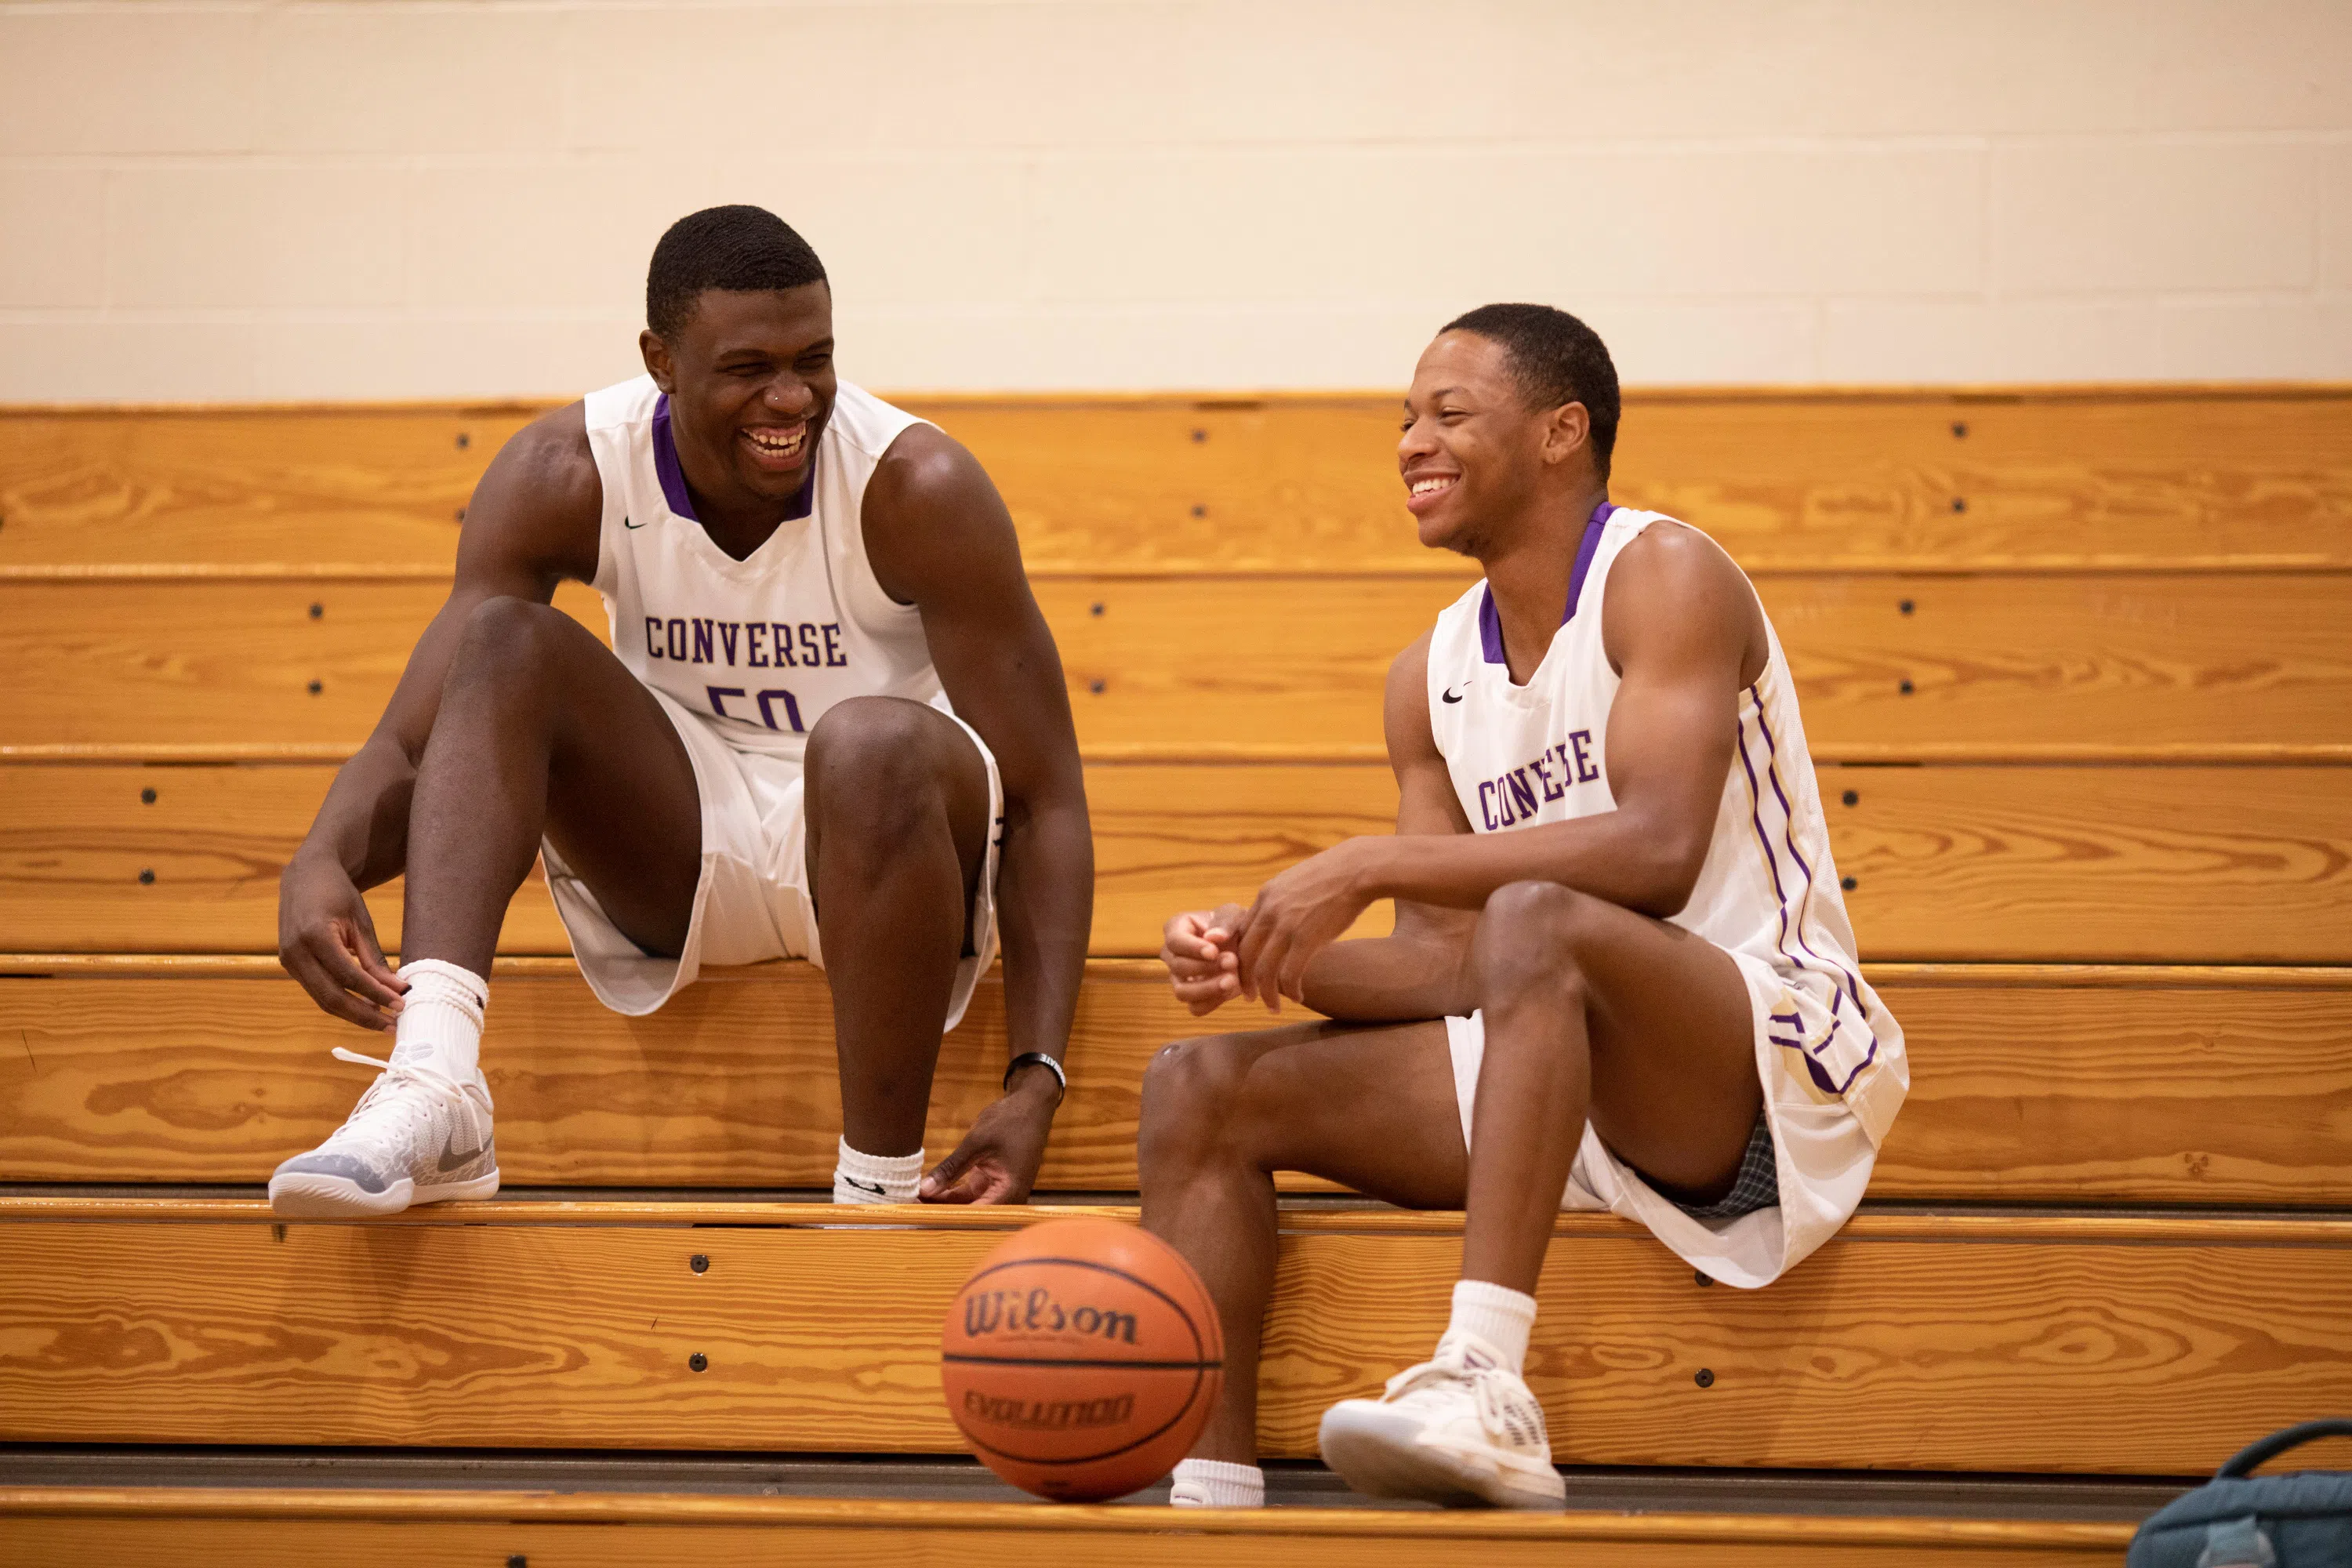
left=1411, top=477, right=1454, bottom=495
left=746, top=426, right=805, bottom=453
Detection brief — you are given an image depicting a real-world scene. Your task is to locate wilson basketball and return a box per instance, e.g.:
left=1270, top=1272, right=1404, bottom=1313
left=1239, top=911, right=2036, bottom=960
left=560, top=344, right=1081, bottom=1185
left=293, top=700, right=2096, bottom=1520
left=941, top=1217, right=1225, bottom=1502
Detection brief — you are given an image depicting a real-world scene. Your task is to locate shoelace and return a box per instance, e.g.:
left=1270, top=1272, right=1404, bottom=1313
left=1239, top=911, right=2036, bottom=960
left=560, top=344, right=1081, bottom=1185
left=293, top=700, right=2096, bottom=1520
left=322, top=1047, right=469, bottom=1157
left=1379, top=1347, right=1532, bottom=1449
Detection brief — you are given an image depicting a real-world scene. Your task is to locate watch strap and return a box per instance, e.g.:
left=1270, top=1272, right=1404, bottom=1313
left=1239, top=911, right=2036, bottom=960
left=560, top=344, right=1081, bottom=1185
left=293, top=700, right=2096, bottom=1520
left=1003, top=1051, right=1067, bottom=1104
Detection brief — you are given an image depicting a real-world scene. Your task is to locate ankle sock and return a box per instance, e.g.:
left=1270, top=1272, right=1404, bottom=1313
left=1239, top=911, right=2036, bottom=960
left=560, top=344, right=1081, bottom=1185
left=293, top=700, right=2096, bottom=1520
left=833, top=1137, right=923, bottom=1204
left=387, top=959, right=488, bottom=1082
left=1169, top=1457, right=1264, bottom=1508
left=1443, top=1278, right=1537, bottom=1374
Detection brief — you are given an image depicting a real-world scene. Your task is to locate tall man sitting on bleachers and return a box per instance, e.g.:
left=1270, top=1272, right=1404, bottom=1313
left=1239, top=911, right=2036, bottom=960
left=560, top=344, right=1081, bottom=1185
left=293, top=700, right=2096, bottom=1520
left=1142, top=305, right=1907, bottom=1510
left=269, top=205, right=1092, bottom=1218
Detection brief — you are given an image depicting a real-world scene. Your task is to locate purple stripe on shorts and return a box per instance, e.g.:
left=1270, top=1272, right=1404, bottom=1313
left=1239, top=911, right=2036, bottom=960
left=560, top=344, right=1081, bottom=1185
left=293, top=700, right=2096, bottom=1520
left=1749, top=691, right=1882, bottom=1088
left=1734, top=695, right=1878, bottom=1094
left=1752, top=698, right=1870, bottom=1014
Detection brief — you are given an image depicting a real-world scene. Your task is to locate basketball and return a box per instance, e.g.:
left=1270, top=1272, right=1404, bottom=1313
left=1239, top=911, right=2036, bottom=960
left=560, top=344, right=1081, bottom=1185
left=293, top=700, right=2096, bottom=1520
left=941, top=1218, right=1225, bottom=1502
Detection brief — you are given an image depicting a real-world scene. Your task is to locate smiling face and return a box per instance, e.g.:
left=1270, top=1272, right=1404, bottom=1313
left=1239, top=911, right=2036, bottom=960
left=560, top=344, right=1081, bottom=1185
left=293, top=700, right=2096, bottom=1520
left=1399, top=329, right=1592, bottom=555
left=640, top=282, right=837, bottom=514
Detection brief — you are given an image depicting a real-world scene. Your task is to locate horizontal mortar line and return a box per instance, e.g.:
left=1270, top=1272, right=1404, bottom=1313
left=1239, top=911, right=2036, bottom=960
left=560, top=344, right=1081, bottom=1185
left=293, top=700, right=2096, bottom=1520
left=4, top=742, right=2349, bottom=767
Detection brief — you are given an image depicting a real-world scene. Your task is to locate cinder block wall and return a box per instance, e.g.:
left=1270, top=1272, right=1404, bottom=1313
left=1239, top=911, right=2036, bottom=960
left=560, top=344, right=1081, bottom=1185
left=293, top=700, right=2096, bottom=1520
left=1, top=0, right=2345, bottom=400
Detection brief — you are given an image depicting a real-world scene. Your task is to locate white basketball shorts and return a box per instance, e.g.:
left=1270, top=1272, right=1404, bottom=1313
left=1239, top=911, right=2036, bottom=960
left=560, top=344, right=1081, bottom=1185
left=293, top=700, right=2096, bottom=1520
left=540, top=686, right=1003, bottom=1029
left=1444, top=948, right=1890, bottom=1289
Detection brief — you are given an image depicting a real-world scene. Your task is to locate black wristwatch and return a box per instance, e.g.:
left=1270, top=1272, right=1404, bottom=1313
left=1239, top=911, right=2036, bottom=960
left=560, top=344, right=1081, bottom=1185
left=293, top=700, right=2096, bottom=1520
left=1003, top=1051, right=1067, bottom=1105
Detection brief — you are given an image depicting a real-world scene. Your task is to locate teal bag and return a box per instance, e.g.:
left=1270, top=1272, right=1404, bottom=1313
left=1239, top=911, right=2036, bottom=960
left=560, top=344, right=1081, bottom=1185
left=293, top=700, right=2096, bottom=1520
left=2129, top=1420, right=2352, bottom=1566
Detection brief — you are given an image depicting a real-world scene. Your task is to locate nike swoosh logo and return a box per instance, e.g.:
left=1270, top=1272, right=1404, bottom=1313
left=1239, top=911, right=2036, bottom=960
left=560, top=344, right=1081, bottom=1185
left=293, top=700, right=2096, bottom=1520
left=1442, top=687, right=1466, bottom=703
left=437, top=1135, right=486, bottom=1173
left=840, top=1174, right=886, bottom=1196
left=623, top=515, right=644, bottom=529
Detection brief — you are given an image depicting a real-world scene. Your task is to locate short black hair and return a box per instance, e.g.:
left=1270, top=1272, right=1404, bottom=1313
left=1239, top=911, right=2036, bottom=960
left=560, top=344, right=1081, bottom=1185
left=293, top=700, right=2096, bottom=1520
left=1441, top=303, right=1621, bottom=480
left=645, top=205, right=828, bottom=340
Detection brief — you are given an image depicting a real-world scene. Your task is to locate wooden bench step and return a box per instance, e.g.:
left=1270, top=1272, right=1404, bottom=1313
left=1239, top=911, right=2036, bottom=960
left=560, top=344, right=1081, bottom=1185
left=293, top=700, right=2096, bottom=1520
left=0, top=1486, right=2143, bottom=1566
left=5, top=388, right=2346, bottom=573
left=1, top=1197, right=2344, bottom=1475
left=3, top=758, right=2348, bottom=962
left=3, top=958, right=2346, bottom=1207
left=6, top=569, right=2347, bottom=751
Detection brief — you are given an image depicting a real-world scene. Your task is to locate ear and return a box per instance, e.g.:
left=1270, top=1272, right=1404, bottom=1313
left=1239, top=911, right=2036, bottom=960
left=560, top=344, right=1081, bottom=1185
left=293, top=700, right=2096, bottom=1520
left=639, top=329, right=676, bottom=394
left=1539, top=401, right=1590, bottom=467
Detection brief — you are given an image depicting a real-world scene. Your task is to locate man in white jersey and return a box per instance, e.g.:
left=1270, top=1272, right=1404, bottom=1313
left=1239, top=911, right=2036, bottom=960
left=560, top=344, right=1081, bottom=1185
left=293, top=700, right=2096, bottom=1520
left=268, top=207, right=1091, bottom=1218
left=1140, top=305, right=1905, bottom=1510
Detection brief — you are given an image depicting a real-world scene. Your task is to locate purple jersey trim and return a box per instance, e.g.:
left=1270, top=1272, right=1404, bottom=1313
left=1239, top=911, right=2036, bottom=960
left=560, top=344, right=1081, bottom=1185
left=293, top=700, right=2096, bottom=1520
left=1479, top=502, right=1617, bottom=665
left=651, top=394, right=815, bottom=524
left=650, top=394, right=698, bottom=521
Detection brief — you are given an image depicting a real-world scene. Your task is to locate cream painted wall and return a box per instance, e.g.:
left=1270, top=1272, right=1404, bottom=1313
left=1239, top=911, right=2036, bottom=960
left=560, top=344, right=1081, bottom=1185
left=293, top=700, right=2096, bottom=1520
left=0, top=0, right=2346, bottom=401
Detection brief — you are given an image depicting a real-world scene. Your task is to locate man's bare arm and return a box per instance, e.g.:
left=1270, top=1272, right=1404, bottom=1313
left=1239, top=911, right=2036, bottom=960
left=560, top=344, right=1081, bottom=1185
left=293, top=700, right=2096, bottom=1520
left=1290, top=633, right=1479, bottom=1021
left=1237, top=525, right=1766, bottom=1004
left=862, top=426, right=1094, bottom=1086
left=278, top=405, right=602, bottom=1029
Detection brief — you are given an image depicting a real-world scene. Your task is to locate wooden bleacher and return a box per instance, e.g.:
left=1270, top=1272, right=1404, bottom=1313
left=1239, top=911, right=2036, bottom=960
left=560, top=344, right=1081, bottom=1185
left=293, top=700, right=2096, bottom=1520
left=4, top=958, right=2347, bottom=1206
left=2, top=386, right=2348, bottom=1563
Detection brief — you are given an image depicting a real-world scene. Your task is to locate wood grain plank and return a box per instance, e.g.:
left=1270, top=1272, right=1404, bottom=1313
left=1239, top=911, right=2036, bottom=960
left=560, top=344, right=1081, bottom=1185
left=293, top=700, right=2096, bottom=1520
left=0, top=759, right=1399, bottom=957
left=1048, top=571, right=2352, bottom=750
left=0, top=761, right=574, bottom=953
left=5, top=390, right=2345, bottom=573
left=0, top=1490, right=2140, bottom=1568
left=0, top=406, right=535, bottom=572
left=4, top=1196, right=2336, bottom=1246
left=2, top=964, right=2344, bottom=1206
left=0, top=1208, right=2341, bottom=1472
left=930, top=393, right=2352, bottom=572
left=1823, top=764, right=2352, bottom=964
left=0, top=579, right=607, bottom=747
left=4, top=760, right=2347, bottom=960
left=9, top=570, right=2350, bottom=750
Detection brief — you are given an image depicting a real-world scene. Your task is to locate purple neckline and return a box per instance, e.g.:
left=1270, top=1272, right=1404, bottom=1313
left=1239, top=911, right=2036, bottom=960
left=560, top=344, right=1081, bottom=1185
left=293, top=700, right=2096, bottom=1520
left=651, top=393, right=814, bottom=525
left=1478, top=501, right=1616, bottom=666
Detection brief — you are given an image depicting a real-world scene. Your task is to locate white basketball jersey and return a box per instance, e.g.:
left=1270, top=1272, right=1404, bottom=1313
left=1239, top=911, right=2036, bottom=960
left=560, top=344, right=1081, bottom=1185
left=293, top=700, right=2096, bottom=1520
left=1427, top=504, right=1905, bottom=1144
left=580, top=375, right=948, bottom=762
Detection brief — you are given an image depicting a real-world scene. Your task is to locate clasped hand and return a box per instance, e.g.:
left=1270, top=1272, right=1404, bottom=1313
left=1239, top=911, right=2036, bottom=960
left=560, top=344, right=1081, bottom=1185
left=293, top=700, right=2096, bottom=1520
left=1159, top=838, right=1377, bottom=1014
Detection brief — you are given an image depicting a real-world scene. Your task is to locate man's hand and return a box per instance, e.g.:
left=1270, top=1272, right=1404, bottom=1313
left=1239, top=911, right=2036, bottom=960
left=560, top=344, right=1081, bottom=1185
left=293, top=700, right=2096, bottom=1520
left=1160, top=902, right=1251, bottom=1016
left=919, top=1067, right=1060, bottom=1204
left=278, top=853, right=408, bottom=1031
left=1238, top=837, right=1381, bottom=1010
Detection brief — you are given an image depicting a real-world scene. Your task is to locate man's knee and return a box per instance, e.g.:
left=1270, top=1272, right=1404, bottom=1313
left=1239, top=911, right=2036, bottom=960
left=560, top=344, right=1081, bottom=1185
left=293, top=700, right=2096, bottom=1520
left=807, top=697, right=949, bottom=793
left=1139, top=1033, right=1259, bottom=1171
left=1474, top=880, right=1599, bottom=1004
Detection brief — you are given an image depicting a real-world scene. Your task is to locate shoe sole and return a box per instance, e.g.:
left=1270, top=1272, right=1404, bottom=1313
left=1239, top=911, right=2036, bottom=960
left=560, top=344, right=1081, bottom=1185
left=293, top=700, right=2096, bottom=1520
left=267, top=1169, right=499, bottom=1219
left=1319, top=1403, right=1566, bottom=1510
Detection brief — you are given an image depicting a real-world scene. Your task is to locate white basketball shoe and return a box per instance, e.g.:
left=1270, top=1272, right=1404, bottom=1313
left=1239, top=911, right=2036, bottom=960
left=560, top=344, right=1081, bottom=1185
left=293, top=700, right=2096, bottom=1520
left=1317, top=1333, right=1567, bottom=1509
left=267, top=1047, right=499, bottom=1218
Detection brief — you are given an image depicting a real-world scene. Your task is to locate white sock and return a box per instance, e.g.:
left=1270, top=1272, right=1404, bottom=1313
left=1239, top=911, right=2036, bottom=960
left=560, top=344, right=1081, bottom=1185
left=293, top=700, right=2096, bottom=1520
left=1443, top=1278, right=1537, bottom=1375
left=1169, top=1457, right=1264, bottom=1508
left=833, top=1137, right=922, bottom=1205
left=387, top=960, right=487, bottom=1082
